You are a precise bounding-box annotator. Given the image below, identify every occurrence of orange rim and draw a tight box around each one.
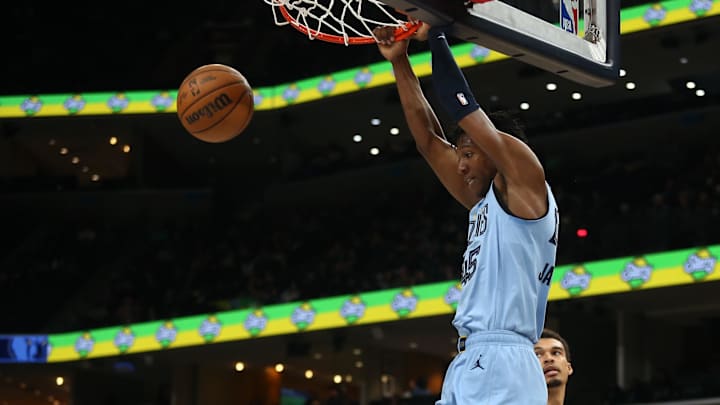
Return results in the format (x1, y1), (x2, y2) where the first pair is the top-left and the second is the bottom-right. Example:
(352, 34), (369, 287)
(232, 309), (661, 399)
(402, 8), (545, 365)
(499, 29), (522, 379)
(277, 4), (421, 45)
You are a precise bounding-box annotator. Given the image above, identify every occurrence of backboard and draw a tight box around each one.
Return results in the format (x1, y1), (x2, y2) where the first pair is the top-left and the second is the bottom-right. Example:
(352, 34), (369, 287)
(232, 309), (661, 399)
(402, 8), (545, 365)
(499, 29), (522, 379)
(380, 0), (620, 87)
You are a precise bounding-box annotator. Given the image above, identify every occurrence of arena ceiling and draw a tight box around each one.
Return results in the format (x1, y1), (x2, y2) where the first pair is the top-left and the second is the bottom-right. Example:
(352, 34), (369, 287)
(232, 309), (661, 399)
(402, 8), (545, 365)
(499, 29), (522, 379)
(0, 3), (719, 193)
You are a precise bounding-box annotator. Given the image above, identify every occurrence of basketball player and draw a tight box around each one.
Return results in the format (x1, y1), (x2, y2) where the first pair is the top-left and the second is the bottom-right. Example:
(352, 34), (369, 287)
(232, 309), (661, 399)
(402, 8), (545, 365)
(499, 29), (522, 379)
(535, 328), (573, 405)
(374, 23), (559, 404)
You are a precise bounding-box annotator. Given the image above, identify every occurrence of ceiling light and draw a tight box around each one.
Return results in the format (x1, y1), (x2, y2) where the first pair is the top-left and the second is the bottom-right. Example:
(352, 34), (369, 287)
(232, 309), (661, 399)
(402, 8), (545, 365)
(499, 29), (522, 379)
(619, 69), (627, 77)
(389, 127), (400, 136)
(345, 375), (353, 383)
(59, 147), (68, 155)
(91, 174), (100, 182)
(81, 166), (89, 173)
(109, 136), (118, 145)
(625, 82), (636, 90)
(370, 118), (381, 126)
(71, 157), (80, 164)
(679, 57), (688, 64)
(123, 145), (131, 153)
(355, 361), (363, 368)
(234, 362), (245, 372)
(545, 83), (557, 91)
(571, 92), (582, 100)
(275, 363), (284, 373)
(333, 375), (342, 384)
(48, 139), (56, 146)
(686, 81), (696, 89)
(696, 89), (706, 97)
(304, 370), (314, 379)
(55, 377), (64, 386)
(519, 102), (530, 110)
(353, 134), (362, 143)
(352, 348), (362, 356)
(370, 147), (380, 156)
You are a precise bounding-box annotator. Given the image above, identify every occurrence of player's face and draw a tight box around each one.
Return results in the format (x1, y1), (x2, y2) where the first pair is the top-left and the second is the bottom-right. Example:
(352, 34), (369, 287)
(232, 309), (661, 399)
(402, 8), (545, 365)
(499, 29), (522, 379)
(456, 134), (496, 196)
(534, 338), (573, 388)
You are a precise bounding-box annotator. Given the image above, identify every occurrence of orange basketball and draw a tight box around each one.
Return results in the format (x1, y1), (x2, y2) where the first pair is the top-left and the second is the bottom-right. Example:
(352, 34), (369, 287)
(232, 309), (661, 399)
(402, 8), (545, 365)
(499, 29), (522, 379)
(176, 64), (254, 143)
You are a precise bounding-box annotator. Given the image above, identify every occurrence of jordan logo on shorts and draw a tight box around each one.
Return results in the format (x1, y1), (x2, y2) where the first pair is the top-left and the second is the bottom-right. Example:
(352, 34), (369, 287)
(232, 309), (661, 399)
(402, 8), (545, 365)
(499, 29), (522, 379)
(471, 356), (485, 370)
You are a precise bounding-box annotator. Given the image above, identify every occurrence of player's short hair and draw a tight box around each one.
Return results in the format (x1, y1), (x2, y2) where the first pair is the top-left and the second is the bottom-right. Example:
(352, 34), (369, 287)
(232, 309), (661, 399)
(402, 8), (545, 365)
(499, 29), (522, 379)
(449, 109), (529, 145)
(541, 328), (571, 362)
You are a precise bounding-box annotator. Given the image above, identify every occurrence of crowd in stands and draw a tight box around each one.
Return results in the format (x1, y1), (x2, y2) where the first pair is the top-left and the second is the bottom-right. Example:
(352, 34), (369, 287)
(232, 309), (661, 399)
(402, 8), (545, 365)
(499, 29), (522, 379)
(1, 142), (718, 334)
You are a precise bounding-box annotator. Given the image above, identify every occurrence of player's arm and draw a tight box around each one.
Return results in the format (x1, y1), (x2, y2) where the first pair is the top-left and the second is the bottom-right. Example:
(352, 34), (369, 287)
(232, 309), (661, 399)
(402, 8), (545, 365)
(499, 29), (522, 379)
(375, 26), (476, 210)
(428, 27), (548, 218)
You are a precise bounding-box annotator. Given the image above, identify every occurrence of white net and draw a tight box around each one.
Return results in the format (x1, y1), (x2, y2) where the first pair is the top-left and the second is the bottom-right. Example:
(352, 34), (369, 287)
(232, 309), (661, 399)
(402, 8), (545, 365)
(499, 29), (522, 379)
(263, 0), (418, 45)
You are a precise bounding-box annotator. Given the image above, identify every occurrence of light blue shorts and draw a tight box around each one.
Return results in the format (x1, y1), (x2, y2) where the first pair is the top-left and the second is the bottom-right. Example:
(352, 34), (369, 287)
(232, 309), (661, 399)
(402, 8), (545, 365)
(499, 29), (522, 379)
(436, 331), (547, 405)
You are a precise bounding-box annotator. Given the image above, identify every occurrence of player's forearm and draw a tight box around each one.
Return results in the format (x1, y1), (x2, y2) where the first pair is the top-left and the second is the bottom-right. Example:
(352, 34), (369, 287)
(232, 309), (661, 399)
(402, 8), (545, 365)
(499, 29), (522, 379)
(391, 56), (445, 153)
(429, 27), (504, 159)
(428, 28), (481, 123)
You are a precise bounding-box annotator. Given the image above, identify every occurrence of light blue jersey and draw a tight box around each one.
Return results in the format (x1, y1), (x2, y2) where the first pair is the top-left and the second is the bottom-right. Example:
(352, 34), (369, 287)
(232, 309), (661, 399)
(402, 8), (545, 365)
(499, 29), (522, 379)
(453, 181), (559, 343)
(436, 182), (559, 405)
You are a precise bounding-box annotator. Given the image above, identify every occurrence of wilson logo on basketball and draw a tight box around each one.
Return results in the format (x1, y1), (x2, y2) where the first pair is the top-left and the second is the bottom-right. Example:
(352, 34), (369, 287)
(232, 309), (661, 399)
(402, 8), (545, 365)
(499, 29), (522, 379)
(185, 93), (234, 125)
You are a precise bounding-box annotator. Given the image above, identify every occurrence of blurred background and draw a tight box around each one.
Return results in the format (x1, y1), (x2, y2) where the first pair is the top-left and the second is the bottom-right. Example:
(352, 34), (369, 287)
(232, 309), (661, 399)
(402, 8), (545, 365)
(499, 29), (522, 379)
(1, 0), (719, 404)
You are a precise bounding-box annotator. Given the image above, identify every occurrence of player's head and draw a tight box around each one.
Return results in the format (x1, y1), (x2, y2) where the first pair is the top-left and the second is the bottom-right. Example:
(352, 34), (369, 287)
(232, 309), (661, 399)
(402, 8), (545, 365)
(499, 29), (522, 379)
(451, 109), (528, 196)
(534, 328), (573, 389)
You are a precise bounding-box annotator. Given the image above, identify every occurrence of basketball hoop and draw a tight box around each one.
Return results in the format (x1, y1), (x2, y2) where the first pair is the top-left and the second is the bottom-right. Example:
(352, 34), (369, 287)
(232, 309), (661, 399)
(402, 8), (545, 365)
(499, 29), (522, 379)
(263, 0), (422, 45)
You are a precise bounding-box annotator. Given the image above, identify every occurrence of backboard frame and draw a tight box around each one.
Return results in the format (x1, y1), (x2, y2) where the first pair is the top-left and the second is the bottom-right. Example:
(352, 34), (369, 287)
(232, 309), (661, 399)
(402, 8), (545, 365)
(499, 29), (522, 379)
(380, 0), (620, 88)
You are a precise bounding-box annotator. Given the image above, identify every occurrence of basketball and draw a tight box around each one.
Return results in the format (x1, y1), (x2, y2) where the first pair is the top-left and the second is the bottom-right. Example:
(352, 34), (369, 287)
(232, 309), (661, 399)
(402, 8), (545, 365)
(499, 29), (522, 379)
(176, 64), (254, 143)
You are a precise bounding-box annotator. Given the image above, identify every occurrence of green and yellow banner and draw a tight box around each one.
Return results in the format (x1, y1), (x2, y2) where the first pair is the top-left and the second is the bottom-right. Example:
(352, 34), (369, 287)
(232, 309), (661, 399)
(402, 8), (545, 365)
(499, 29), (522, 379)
(0, 0), (717, 118)
(42, 244), (718, 363)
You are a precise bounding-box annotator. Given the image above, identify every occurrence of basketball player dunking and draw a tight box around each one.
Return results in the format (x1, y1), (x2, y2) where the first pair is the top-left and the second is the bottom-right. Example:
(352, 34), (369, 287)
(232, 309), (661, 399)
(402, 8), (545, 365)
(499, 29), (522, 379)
(375, 23), (560, 404)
